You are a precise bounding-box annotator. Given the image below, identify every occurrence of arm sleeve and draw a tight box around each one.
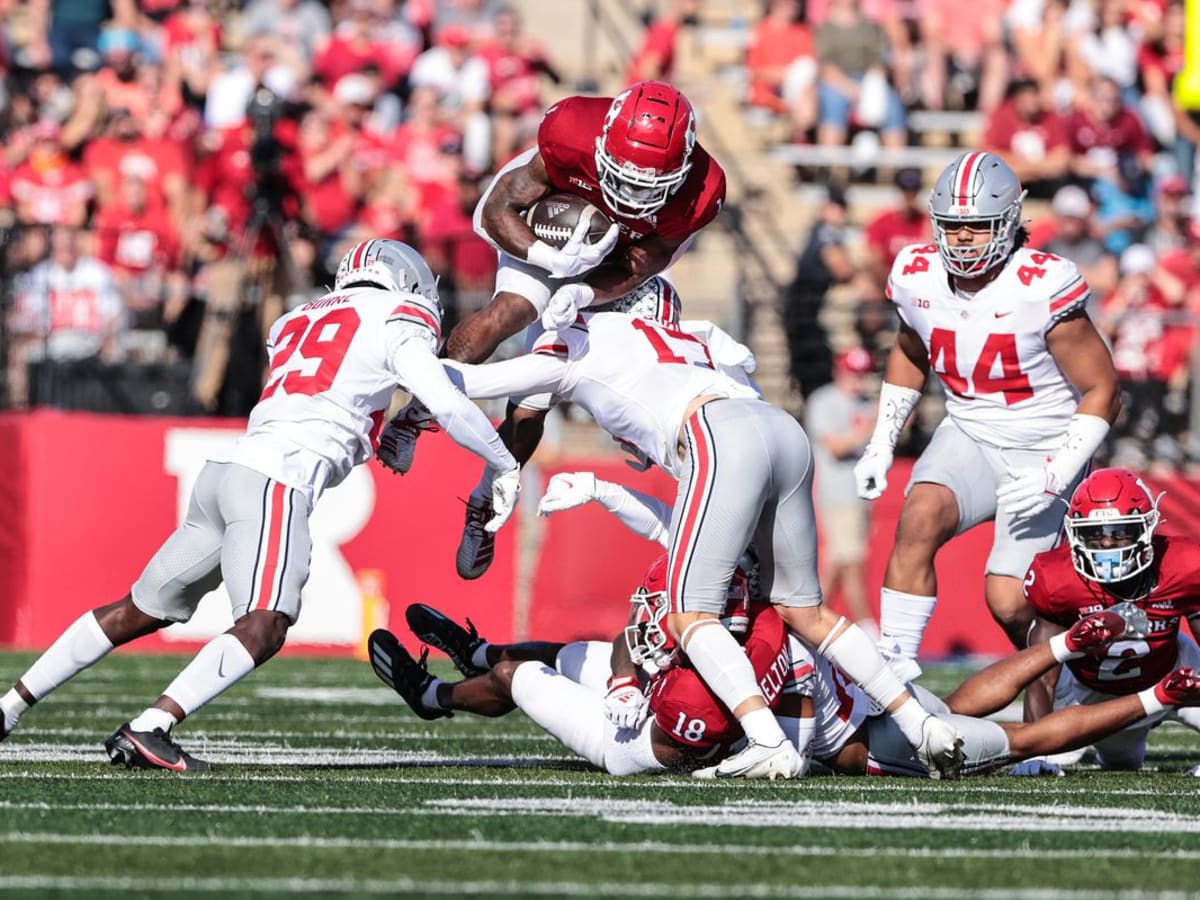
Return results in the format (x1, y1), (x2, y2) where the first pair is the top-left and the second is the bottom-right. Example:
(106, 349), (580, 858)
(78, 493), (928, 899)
(388, 332), (517, 473)
(593, 480), (671, 547)
(441, 354), (567, 402)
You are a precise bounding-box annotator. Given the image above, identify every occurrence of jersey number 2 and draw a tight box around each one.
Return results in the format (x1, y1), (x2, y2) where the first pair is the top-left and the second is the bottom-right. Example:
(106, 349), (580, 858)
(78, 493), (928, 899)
(260, 307), (362, 400)
(927, 328), (1033, 405)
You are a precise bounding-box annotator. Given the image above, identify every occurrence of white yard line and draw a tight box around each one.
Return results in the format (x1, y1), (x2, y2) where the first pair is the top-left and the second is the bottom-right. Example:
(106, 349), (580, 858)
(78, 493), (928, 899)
(0, 876), (1190, 899)
(3, 832), (1200, 861)
(4, 797), (1200, 835)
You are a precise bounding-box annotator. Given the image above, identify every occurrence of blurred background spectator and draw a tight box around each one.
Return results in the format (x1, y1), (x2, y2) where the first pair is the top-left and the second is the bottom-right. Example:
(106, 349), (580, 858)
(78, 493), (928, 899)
(804, 345), (879, 636)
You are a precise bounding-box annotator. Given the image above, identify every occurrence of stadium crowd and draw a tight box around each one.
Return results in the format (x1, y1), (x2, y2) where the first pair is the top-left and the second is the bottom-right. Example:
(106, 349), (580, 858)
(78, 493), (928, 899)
(0, 0), (1195, 477)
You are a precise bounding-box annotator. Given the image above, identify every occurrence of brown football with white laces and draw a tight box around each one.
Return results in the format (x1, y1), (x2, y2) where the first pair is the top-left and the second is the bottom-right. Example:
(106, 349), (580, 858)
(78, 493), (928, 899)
(524, 193), (615, 249)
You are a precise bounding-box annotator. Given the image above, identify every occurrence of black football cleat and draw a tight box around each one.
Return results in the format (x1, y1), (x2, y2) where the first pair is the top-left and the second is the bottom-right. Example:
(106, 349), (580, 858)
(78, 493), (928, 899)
(405, 603), (488, 678)
(368, 629), (452, 720)
(456, 496), (496, 580)
(104, 723), (211, 773)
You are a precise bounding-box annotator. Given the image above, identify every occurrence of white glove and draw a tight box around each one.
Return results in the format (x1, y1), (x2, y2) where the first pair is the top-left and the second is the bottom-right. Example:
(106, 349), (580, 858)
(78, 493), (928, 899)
(997, 466), (1067, 518)
(486, 466), (521, 533)
(541, 282), (595, 332)
(853, 444), (894, 500)
(526, 219), (619, 279)
(537, 471), (598, 516)
(604, 675), (649, 729)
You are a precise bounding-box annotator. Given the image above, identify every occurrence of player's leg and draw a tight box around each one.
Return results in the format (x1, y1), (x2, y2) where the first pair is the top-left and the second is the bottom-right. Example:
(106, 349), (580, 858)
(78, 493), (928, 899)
(1, 463), (226, 742)
(509, 659), (666, 775)
(879, 422), (993, 664)
(405, 602), (564, 678)
(108, 465), (310, 771)
(663, 399), (801, 778)
(865, 711), (1010, 777)
(757, 406), (964, 777)
(986, 445), (1088, 648)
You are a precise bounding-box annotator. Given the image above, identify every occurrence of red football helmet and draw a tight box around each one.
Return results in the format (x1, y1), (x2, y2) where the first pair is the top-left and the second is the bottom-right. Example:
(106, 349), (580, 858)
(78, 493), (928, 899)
(1065, 468), (1162, 584)
(594, 81), (696, 219)
(625, 554), (750, 669)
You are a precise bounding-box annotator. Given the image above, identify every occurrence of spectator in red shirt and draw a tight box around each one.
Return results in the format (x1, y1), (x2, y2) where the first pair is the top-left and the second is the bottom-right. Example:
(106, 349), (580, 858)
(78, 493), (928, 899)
(329, 73), (393, 193)
(93, 159), (188, 328)
(295, 107), (362, 247)
(863, 167), (930, 289)
(478, 5), (559, 163)
(313, 0), (413, 91)
(744, 0), (817, 138)
(419, 165), (498, 323)
(983, 78), (1070, 199)
(9, 120), (91, 227)
(160, 0), (223, 105)
(390, 86), (462, 198)
(1064, 75), (1155, 188)
(625, 0), (696, 85)
(917, 0), (1008, 112)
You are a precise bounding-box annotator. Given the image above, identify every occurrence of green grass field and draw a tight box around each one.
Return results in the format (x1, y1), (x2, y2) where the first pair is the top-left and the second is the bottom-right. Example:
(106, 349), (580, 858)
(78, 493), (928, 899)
(2, 650), (1200, 899)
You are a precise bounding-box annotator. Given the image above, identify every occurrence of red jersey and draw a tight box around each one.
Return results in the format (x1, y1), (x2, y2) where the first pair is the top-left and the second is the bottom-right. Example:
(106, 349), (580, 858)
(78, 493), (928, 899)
(645, 599), (789, 751)
(537, 96), (726, 248)
(1024, 535), (1200, 694)
(94, 203), (181, 274)
(864, 209), (929, 271)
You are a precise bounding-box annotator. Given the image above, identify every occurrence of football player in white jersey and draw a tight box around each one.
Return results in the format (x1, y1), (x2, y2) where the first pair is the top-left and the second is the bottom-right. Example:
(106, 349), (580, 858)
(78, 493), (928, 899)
(441, 289), (965, 779)
(531, 474), (1200, 778)
(853, 151), (1121, 664)
(0, 240), (521, 772)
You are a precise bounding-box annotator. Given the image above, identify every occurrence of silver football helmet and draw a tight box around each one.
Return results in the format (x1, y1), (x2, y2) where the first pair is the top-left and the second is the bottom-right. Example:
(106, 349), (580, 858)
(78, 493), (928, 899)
(335, 239), (441, 307)
(609, 275), (682, 326)
(928, 152), (1027, 278)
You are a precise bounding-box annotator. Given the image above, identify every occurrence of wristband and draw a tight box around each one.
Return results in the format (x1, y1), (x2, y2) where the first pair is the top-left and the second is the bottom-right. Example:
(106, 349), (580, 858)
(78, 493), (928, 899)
(525, 240), (558, 272)
(869, 382), (922, 451)
(606, 675), (639, 693)
(1047, 414), (1110, 485)
(1048, 631), (1076, 663)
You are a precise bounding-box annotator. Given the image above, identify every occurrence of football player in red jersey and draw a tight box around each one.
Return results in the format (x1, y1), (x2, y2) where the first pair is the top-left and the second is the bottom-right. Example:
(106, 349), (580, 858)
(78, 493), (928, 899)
(1020, 467), (1200, 772)
(376, 80), (727, 580)
(368, 556), (803, 776)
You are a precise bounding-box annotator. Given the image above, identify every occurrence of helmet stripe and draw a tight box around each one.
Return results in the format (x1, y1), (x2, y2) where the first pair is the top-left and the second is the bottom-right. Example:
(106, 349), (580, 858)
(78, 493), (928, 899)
(351, 240), (373, 270)
(956, 152), (983, 205)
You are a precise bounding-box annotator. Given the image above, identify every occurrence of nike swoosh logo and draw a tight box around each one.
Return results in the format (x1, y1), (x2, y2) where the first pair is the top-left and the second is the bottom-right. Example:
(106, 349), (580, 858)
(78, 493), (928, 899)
(217, 652), (227, 679)
(994, 311), (1013, 318)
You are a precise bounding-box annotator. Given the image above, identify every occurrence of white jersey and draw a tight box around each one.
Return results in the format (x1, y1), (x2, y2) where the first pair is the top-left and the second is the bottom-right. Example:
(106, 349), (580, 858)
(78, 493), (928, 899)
(12, 258), (124, 358)
(784, 637), (871, 760)
(446, 312), (760, 478)
(887, 243), (1090, 450)
(232, 286), (514, 507)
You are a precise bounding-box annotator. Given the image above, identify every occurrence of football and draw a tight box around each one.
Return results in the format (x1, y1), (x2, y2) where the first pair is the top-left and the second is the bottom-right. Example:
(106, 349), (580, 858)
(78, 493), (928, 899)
(525, 193), (615, 249)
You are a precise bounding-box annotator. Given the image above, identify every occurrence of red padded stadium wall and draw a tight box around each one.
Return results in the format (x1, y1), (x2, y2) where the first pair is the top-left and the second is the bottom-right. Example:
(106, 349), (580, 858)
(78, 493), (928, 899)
(5, 411), (1197, 659)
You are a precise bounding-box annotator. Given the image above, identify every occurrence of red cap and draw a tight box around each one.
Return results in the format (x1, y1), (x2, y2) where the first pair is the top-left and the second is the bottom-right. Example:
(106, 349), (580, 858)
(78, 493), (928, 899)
(437, 25), (471, 48)
(1157, 174), (1189, 196)
(835, 347), (874, 375)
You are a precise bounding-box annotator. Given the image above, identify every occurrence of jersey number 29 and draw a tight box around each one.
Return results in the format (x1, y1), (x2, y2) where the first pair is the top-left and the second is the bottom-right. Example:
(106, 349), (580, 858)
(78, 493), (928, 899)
(260, 308), (361, 400)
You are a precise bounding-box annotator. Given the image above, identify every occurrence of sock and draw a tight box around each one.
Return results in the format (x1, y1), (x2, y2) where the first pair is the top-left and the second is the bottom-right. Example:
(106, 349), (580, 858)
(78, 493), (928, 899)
(129, 707), (178, 734)
(421, 678), (446, 710)
(682, 620), (784, 745)
(888, 696), (934, 748)
(18, 612), (114, 701)
(470, 643), (492, 671)
(1, 689), (30, 732)
(471, 467), (495, 501)
(160, 633), (256, 718)
(878, 589), (937, 660)
(820, 619), (914, 733)
(1138, 686), (1164, 716)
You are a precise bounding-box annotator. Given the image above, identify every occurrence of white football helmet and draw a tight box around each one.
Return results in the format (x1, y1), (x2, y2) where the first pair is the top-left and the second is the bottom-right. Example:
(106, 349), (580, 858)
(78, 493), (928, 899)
(610, 276), (682, 326)
(928, 151), (1027, 278)
(335, 239), (440, 307)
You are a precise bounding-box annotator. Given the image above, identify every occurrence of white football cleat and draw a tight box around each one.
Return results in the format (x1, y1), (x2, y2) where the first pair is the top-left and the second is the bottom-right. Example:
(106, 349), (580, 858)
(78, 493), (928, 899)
(692, 739), (805, 781)
(916, 715), (964, 780)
